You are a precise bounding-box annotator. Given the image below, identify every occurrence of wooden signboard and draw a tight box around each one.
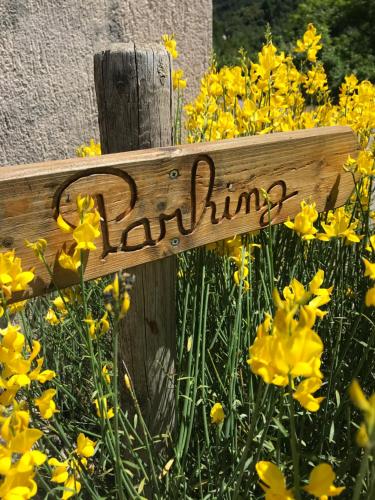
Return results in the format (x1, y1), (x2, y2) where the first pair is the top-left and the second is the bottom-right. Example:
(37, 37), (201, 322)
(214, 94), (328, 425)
(0, 125), (357, 299)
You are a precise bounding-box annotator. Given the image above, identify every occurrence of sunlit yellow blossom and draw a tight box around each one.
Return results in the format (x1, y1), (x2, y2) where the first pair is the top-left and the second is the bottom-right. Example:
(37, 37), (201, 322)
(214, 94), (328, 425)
(0, 469), (38, 499)
(248, 271), (331, 409)
(363, 258), (375, 280)
(75, 433), (96, 458)
(210, 402), (224, 424)
(295, 23), (322, 62)
(62, 474), (82, 500)
(57, 214), (73, 233)
(317, 207), (362, 244)
(73, 217), (101, 251)
(304, 463), (345, 499)
(49, 457), (83, 500)
(49, 457), (69, 483)
(76, 139), (101, 157)
(293, 377), (324, 412)
(0, 250), (34, 306)
(256, 461), (294, 499)
(162, 34), (178, 59)
(284, 201), (318, 240)
(34, 389), (58, 419)
(304, 64), (328, 95)
(172, 69), (187, 90)
(357, 150), (375, 176)
(58, 248), (81, 272)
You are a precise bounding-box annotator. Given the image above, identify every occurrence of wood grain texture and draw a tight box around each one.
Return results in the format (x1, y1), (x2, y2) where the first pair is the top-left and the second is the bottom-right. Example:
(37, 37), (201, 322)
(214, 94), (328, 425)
(94, 43), (176, 436)
(0, 125), (358, 298)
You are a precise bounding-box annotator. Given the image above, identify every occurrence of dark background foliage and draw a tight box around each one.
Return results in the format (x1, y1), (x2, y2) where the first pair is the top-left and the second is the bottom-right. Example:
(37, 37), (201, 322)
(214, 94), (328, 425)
(213, 0), (375, 95)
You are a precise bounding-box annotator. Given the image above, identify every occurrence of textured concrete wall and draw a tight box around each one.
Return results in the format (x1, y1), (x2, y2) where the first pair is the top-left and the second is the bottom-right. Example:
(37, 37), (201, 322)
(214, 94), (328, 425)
(0, 0), (212, 166)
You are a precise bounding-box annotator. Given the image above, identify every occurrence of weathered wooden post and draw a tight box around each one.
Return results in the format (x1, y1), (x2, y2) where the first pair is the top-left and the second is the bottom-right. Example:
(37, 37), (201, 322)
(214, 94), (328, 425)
(93, 43), (176, 436)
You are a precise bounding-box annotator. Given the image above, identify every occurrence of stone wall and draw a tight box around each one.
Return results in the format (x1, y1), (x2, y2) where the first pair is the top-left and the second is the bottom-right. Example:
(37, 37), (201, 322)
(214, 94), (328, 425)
(0, 0), (212, 165)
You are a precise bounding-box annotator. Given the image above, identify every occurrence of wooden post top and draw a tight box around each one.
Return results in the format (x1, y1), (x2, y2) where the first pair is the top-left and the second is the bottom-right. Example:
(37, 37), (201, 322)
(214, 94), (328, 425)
(0, 126), (358, 298)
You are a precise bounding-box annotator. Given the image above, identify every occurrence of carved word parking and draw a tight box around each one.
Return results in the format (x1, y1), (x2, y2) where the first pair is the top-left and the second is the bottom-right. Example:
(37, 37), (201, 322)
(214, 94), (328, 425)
(55, 154), (298, 258)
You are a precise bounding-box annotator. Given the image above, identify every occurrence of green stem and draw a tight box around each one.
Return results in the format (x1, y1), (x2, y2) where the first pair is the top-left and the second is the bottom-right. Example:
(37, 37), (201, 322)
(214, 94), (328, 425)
(287, 382), (301, 500)
(352, 448), (369, 500)
(113, 315), (125, 500)
(230, 382), (267, 498)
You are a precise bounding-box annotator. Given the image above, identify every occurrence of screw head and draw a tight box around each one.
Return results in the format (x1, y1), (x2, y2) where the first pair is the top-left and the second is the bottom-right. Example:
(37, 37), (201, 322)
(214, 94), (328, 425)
(170, 237), (180, 247)
(169, 169), (179, 180)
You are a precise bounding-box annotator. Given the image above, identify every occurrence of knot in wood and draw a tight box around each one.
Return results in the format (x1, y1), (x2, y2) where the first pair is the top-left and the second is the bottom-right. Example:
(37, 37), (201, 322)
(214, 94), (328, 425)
(157, 61), (167, 86)
(115, 79), (128, 94)
(2, 237), (14, 248)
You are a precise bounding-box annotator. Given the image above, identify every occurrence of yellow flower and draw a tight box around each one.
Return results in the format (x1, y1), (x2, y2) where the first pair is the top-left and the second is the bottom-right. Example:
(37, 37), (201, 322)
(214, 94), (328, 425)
(25, 238), (47, 260)
(284, 201), (318, 240)
(210, 402), (224, 424)
(49, 457), (69, 483)
(76, 194), (95, 217)
(304, 64), (328, 95)
(76, 139), (101, 157)
(349, 379), (375, 447)
(34, 389), (59, 419)
(346, 151), (375, 177)
(363, 258), (375, 280)
(94, 397), (114, 420)
(52, 296), (68, 314)
(233, 266), (249, 285)
(49, 457), (83, 499)
(256, 461), (294, 499)
(172, 69), (187, 90)
(73, 218), (100, 251)
(162, 34), (178, 59)
(83, 314), (96, 338)
(84, 312), (109, 339)
(57, 214), (73, 233)
(102, 364), (111, 384)
(317, 207), (362, 244)
(248, 271), (331, 408)
(295, 24), (322, 62)
(62, 475), (82, 500)
(0, 250), (34, 302)
(99, 312), (110, 335)
(58, 248), (81, 272)
(0, 469), (38, 499)
(303, 463), (345, 499)
(104, 274), (131, 319)
(45, 308), (60, 325)
(293, 377), (324, 412)
(75, 432), (96, 458)
(365, 234), (375, 253)
(365, 287), (375, 307)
